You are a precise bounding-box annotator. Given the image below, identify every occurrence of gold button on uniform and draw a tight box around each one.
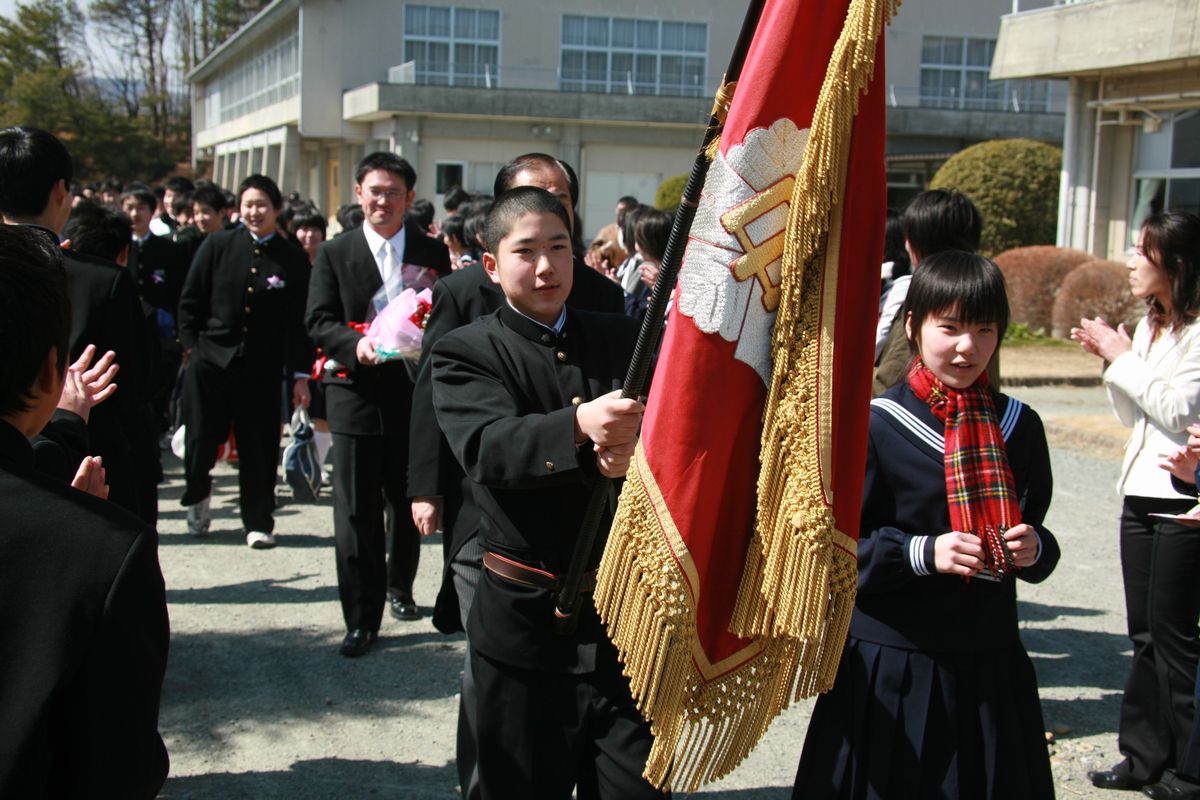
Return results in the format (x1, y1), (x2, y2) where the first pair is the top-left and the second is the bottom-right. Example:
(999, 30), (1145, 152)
(556, 351), (567, 362)
(244, 306), (251, 313)
(545, 461), (555, 472)
(571, 396), (582, 406)
(251, 267), (258, 274)
(247, 287), (254, 294)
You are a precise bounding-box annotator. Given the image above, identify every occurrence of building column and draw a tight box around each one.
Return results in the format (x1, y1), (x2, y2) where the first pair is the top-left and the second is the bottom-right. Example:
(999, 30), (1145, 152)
(1058, 77), (1098, 254)
(279, 126), (301, 199)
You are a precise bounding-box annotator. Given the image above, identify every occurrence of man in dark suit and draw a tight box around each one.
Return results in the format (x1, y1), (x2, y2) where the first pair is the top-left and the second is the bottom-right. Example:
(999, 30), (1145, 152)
(306, 152), (451, 657)
(0, 125), (151, 522)
(0, 224), (169, 798)
(408, 154), (623, 799)
(177, 174), (313, 549)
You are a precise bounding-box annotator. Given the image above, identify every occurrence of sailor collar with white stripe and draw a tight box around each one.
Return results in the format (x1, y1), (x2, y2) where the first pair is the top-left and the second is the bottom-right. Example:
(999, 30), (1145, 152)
(870, 392), (1024, 456)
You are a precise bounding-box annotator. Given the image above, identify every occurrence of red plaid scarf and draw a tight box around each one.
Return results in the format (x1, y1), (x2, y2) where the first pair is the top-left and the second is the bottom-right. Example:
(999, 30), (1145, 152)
(907, 358), (1022, 577)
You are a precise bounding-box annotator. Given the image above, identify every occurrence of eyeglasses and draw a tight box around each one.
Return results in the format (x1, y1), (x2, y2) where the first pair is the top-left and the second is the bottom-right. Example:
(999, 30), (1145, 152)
(364, 187), (405, 201)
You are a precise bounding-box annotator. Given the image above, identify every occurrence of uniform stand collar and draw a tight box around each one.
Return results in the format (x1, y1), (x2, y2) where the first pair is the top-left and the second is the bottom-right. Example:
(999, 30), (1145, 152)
(498, 303), (569, 347)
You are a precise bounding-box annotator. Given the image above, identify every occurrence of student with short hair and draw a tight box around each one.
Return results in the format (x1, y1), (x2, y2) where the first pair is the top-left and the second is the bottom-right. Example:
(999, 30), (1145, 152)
(0, 224), (170, 798)
(432, 186), (660, 800)
(0, 125), (151, 521)
(873, 189), (989, 396)
(793, 250), (1059, 799)
(177, 174), (313, 548)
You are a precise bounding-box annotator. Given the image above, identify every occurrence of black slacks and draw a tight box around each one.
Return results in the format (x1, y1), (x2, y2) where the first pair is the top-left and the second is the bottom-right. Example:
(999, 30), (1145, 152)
(1118, 495), (1200, 782)
(180, 355), (280, 533)
(472, 639), (667, 800)
(330, 432), (419, 632)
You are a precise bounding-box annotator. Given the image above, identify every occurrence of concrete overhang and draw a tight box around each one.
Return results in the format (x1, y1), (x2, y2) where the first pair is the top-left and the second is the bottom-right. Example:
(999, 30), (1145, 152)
(343, 83), (710, 128)
(188, 0), (300, 83)
(886, 106), (1065, 143)
(991, 0), (1200, 80)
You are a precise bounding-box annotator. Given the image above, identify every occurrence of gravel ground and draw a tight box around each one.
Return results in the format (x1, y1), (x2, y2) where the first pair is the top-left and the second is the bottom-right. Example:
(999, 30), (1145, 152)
(155, 383), (1131, 799)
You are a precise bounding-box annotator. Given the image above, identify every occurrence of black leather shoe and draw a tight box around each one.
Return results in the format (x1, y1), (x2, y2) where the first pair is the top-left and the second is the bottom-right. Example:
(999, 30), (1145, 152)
(1090, 763), (1148, 791)
(1144, 771), (1200, 799)
(390, 596), (420, 621)
(338, 629), (377, 658)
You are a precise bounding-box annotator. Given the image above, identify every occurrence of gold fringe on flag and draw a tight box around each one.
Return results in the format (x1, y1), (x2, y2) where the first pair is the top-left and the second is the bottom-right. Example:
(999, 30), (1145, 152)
(730, 0), (900, 674)
(594, 0), (901, 791)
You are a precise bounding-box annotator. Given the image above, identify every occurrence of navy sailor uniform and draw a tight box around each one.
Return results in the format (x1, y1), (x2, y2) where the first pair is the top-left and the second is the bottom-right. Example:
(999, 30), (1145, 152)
(793, 381), (1060, 800)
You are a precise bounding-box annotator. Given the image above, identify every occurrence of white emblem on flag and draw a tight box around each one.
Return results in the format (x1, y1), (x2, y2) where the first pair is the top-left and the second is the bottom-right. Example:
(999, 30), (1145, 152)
(676, 118), (809, 385)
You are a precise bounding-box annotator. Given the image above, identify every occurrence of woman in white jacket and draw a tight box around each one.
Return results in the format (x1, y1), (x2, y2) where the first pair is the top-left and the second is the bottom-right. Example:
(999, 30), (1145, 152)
(1072, 211), (1200, 795)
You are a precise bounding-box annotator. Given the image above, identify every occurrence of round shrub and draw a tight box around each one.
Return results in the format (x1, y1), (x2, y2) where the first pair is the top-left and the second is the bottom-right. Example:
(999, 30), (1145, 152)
(994, 245), (1093, 334)
(1051, 259), (1143, 339)
(931, 138), (1062, 256)
(656, 174), (688, 212)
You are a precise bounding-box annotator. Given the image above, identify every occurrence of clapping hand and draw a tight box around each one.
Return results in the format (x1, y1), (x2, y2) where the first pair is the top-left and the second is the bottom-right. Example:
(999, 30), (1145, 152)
(70, 455), (109, 499)
(1070, 317), (1132, 363)
(57, 345), (118, 423)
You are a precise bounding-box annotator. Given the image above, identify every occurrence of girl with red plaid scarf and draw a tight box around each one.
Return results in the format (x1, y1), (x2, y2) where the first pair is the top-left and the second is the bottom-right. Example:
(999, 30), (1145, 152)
(794, 251), (1059, 799)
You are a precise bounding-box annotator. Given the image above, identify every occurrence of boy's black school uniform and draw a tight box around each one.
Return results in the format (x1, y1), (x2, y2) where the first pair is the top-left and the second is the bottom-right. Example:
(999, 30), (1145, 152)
(409, 257), (624, 634)
(0, 420), (169, 798)
(794, 381), (1060, 799)
(431, 304), (663, 800)
(177, 226), (313, 533)
(61, 246), (155, 522)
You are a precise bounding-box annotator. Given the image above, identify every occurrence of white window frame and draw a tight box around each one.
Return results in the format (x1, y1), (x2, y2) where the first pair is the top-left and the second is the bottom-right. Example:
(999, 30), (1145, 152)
(919, 35), (1052, 113)
(403, 4), (501, 88)
(1129, 110), (1200, 245)
(559, 14), (707, 98)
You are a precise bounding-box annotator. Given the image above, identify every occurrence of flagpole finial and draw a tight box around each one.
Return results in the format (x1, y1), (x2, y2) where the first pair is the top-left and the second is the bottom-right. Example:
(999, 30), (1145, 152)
(704, 79), (739, 161)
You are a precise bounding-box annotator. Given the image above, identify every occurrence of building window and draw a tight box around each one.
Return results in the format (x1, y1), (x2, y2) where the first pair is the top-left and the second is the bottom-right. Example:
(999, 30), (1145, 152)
(205, 23), (299, 126)
(560, 15), (707, 98)
(919, 35), (1052, 113)
(1130, 110), (1200, 243)
(435, 162), (466, 195)
(404, 5), (500, 87)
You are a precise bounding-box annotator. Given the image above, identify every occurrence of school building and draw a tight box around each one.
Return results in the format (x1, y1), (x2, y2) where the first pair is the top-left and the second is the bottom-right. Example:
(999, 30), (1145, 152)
(188, 0), (1065, 236)
(991, 0), (1200, 260)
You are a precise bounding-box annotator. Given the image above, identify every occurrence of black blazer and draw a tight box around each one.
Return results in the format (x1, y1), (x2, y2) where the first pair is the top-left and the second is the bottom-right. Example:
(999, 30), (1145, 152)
(0, 421), (169, 798)
(305, 224), (451, 436)
(131, 234), (187, 318)
(178, 226), (313, 376)
(432, 305), (637, 672)
(60, 247), (154, 516)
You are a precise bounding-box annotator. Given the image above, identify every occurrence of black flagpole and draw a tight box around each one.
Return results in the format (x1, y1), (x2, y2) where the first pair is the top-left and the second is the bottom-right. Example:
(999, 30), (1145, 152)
(553, 0), (768, 635)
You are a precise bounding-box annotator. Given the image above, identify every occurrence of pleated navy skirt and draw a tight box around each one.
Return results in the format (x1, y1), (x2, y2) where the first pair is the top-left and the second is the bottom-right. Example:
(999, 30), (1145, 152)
(792, 637), (1055, 799)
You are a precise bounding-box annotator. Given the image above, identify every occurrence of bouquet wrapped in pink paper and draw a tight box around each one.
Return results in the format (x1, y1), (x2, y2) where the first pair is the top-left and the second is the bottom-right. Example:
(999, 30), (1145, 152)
(365, 286), (433, 361)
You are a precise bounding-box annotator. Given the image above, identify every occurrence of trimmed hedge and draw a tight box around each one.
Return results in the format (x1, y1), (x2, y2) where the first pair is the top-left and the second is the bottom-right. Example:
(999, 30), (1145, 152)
(656, 174), (688, 212)
(931, 138), (1062, 256)
(1051, 259), (1144, 339)
(994, 246), (1093, 335)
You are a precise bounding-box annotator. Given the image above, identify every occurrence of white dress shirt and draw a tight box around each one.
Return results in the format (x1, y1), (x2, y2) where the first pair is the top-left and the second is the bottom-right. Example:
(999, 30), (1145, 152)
(361, 222), (407, 286)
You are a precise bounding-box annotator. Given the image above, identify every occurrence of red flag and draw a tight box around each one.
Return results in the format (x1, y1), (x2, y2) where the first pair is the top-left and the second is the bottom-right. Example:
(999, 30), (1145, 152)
(595, 0), (894, 790)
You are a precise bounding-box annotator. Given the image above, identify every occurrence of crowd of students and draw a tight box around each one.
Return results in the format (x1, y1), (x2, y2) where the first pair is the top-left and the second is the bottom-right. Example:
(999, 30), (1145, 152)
(6, 116), (1200, 800)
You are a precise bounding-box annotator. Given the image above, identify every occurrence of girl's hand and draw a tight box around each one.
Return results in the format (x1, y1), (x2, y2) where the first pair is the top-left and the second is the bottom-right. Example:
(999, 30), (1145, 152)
(1002, 524), (1040, 569)
(933, 531), (984, 577)
(1070, 317), (1132, 362)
